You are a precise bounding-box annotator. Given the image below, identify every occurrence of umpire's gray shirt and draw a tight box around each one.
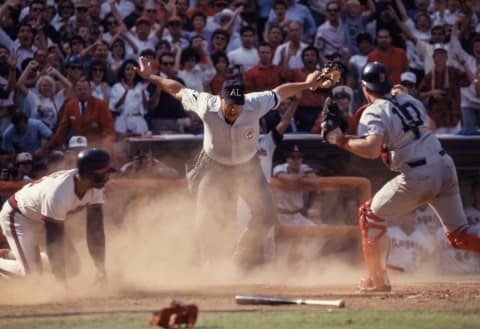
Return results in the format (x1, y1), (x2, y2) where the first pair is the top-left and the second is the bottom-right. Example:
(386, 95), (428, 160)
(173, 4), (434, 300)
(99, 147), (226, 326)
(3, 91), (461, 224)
(181, 88), (280, 165)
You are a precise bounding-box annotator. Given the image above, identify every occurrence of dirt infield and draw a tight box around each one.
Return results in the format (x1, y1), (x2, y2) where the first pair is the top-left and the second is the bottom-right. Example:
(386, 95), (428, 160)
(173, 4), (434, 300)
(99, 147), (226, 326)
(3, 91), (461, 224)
(1, 187), (480, 327)
(1, 274), (480, 327)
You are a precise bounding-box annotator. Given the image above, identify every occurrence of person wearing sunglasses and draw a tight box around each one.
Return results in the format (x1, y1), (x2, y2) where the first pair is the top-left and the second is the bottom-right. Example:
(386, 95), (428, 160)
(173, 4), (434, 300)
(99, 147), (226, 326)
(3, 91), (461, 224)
(147, 52), (188, 134)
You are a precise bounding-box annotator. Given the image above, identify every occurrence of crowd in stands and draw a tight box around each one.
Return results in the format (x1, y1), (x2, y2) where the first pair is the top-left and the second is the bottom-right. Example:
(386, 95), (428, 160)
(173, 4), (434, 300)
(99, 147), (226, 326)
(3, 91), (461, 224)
(0, 0), (480, 176)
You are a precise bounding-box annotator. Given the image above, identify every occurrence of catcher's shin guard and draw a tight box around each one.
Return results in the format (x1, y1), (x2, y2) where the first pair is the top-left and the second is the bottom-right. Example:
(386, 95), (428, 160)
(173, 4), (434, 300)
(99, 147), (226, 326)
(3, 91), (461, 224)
(445, 224), (480, 253)
(358, 199), (391, 292)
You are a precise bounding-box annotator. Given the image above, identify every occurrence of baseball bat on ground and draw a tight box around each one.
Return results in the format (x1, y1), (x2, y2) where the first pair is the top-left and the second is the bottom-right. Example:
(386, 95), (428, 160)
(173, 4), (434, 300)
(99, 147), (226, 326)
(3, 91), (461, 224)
(235, 295), (345, 308)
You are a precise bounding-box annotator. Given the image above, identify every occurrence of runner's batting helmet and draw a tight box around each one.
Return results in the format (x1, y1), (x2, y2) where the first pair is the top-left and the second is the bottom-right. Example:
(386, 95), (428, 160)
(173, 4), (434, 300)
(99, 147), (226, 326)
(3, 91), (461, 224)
(77, 148), (115, 180)
(361, 62), (392, 94)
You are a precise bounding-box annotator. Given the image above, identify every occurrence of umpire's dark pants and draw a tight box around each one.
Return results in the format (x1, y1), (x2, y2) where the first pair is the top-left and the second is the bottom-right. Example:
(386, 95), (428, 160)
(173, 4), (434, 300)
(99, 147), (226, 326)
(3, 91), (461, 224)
(195, 155), (276, 269)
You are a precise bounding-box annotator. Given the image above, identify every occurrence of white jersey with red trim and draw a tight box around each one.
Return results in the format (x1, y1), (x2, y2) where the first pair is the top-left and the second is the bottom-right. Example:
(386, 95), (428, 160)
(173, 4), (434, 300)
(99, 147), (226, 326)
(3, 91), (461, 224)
(415, 205), (442, 234)
(435, 227), (480, 273)
(387, 226), (435, 272)
(12, 169), (105, 223)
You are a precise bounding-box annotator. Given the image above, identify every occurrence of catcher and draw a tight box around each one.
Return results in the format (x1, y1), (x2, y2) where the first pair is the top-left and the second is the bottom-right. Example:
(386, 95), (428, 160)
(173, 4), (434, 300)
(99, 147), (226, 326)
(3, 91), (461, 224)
(320, 61), (480, 292)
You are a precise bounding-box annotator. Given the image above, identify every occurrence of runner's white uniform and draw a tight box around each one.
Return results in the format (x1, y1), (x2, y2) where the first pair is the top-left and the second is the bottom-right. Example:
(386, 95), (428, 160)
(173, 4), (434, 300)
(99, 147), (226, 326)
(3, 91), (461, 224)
(0, 170), (104, 277)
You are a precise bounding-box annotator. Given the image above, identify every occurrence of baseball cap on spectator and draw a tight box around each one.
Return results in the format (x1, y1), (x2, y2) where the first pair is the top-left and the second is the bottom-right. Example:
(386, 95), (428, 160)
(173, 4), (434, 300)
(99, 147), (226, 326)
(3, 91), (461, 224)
(433, 43), (448, 54)
(75, 0), (88, 8)
(286, 145), (303, 158)
(222, 80), (245, 105)
(16, 152), (33, 164)
(69, 135), (88, 149)
(332, 85), (353, 100)
(400, 72), (417, 85)
(136, 15), (152, 26)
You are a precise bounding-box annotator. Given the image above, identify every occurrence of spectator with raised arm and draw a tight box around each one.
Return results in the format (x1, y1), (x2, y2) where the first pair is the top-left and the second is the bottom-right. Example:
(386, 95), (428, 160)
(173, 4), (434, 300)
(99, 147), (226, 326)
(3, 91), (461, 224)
(273, 21), (307, 70)
(418, 44), (474, 134)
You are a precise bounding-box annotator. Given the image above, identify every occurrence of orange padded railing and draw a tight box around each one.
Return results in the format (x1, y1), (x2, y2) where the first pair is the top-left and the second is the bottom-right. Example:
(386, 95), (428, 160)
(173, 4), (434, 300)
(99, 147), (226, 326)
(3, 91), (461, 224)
(270, 176), (371, 240)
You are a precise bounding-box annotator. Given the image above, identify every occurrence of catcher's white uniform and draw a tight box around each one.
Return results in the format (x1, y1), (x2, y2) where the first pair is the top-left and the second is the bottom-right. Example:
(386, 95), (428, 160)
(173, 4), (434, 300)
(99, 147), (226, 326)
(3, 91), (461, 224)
(0, 170), (104, 277)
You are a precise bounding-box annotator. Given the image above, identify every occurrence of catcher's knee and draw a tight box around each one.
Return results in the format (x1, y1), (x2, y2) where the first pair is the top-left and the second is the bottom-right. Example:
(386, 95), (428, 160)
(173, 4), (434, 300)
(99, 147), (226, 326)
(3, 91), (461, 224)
(358, 199), (387, 242)
(445, 225), (480, 253)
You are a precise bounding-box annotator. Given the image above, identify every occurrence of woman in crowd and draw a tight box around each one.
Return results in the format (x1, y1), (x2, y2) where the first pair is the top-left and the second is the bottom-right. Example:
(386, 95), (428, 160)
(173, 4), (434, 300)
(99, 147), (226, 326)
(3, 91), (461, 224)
(87, 59), (111, 103)
(16, 61), (71, 130)
(109, 59), (149, 136)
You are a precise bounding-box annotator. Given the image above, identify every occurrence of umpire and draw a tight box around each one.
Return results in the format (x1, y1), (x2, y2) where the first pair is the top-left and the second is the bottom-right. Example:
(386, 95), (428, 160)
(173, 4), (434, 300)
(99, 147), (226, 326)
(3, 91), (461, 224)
(135, 56), (324, 270)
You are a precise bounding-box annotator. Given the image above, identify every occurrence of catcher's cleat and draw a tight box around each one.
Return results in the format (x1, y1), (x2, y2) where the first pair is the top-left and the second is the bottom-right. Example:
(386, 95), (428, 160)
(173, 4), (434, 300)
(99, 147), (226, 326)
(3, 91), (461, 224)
(358, 274), (391, 293)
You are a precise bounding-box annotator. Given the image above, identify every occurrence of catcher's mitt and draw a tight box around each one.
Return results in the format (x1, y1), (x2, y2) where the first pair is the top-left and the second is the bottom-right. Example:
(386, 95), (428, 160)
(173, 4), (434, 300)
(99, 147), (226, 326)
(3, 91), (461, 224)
(319, 97), (349, 141)
(311, 61), (344, 92)
(149, 300), (198, 329)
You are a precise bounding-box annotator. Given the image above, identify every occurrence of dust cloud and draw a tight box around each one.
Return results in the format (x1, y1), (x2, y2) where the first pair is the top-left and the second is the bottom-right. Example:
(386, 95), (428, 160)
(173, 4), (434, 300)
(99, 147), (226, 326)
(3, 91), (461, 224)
(0, 179), (449, 305)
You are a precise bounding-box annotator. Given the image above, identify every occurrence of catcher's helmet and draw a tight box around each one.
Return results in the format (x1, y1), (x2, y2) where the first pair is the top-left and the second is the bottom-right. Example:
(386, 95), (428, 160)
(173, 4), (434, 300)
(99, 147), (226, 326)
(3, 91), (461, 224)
(77, 148), (115, 179)
(361, 62), (392, 94)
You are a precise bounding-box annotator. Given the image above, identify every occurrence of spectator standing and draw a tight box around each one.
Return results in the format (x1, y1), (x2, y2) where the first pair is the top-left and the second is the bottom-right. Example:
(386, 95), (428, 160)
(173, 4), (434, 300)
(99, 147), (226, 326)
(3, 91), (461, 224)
(227, 26), (259, 73)
(100, 0), (134, 20)
(49, 78), (115, 152)
(281, 46), (325, 131)
(263, 24), (284, 56)
(110, 59), (149, 136)
(372, 0), (408, 49)
(272, 21), (307, 70)
(0, 19), (37, 70)
(418, 44), (473, 134)
(367, 28), (409, 84)
(208, 52), (231, 95)
(148, 52), (188, 134)
(267, 0), (316, 41)
(342, 0), (375, 56)
(314, 0), (347, 63)
(243, 42), (283, 93)
(347, 32), (374, 109)
(210, 28), (230, 55)
(175, 44), (215, 92)
(87, 59), (111, 103)
(17, 64), (71, 131)
(453, 36), (480, 134)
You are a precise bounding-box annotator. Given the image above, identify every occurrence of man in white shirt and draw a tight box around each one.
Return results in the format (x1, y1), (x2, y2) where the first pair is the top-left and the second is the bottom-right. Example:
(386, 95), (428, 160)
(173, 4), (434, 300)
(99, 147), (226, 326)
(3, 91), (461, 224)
(227, 26), (259, 72)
